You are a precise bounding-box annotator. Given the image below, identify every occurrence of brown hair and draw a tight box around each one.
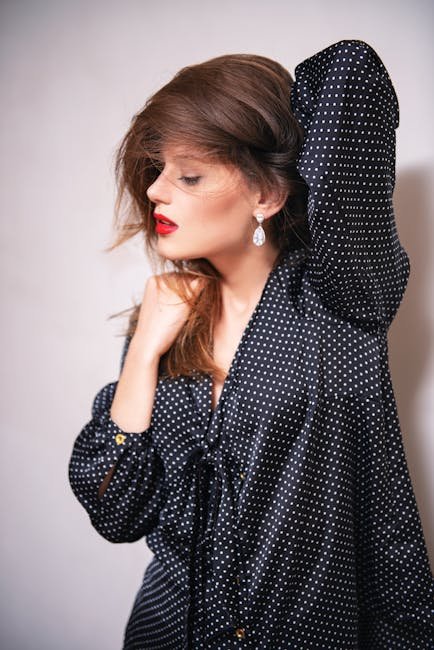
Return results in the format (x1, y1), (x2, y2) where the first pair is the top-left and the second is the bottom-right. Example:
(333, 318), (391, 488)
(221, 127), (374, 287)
(108, 53), (310, 382)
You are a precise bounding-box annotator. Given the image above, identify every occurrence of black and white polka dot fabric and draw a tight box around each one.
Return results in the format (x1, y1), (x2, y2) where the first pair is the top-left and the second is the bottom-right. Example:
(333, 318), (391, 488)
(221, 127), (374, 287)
(69, 40), (434, 649)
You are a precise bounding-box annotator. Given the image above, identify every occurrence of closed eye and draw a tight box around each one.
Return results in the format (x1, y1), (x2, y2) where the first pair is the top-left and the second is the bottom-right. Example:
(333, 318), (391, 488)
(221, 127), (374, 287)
(179, 176), (201, 185)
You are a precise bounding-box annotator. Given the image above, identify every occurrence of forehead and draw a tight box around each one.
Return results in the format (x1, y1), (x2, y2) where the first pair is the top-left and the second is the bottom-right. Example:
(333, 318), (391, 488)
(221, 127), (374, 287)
(160, 143), (224, 164)
(162, 148), (209, 163)
(159, 144), (245, 182)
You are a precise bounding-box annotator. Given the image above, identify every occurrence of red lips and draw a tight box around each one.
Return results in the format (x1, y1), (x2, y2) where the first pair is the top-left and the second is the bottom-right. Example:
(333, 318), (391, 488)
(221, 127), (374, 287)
(153, 212), (179, 235)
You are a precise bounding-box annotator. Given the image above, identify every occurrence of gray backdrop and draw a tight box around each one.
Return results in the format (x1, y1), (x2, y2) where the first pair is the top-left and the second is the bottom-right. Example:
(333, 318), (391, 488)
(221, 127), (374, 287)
(1, 1), (433, 648)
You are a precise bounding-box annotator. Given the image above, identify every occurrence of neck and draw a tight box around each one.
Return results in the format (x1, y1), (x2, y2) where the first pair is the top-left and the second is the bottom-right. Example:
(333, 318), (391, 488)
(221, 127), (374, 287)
(207, 243), (281, 312)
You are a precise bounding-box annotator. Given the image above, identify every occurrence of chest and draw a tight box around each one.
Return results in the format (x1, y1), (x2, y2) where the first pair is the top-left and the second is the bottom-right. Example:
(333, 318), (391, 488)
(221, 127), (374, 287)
(211, 315), (253, 411)
(152, 301), (382, 449)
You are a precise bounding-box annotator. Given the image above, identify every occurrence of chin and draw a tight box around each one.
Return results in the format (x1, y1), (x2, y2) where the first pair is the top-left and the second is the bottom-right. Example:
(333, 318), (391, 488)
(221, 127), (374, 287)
(156, 247), (190, 264)
(156, 240), (207, 263)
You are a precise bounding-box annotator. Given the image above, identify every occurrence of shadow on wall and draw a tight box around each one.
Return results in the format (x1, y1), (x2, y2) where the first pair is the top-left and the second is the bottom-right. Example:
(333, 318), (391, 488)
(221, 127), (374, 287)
(389, 165), (434, 573)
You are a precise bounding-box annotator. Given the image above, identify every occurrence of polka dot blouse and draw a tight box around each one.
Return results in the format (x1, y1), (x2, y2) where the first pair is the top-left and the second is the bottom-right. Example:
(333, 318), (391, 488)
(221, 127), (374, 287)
(69, 40), (434, 649)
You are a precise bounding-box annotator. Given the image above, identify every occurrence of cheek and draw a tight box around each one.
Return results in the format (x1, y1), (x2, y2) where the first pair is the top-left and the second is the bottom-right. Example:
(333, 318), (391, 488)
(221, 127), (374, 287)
(154, 186), (253, 259)
(198, 192), (251, 232)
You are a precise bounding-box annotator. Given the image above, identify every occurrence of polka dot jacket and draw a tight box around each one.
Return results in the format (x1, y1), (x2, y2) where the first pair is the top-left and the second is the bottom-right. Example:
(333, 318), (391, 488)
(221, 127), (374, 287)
(68, 40), (434, 649)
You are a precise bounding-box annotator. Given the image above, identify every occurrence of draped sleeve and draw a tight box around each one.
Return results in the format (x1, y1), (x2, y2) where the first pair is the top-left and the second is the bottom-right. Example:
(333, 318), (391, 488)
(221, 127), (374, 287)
(68, 335), (165, 543)
(291, 39), (410, 330)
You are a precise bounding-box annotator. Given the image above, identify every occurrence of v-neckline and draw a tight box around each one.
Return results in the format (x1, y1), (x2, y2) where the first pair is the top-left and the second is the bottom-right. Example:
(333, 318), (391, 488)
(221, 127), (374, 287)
(207, 261), (279, 417)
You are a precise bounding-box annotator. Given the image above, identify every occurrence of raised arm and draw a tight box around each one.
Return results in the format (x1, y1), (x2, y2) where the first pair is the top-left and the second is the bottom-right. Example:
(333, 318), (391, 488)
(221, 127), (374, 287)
(291, 40), (410, 329)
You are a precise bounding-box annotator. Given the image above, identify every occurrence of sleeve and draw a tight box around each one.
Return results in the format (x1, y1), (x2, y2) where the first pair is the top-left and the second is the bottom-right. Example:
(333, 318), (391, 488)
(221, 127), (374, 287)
(290, 39), (410, 330)
(68, 335), (165, 543)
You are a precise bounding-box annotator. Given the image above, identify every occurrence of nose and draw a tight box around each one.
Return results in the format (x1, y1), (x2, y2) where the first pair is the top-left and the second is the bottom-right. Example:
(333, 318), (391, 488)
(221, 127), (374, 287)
(146, 171), (171, 205)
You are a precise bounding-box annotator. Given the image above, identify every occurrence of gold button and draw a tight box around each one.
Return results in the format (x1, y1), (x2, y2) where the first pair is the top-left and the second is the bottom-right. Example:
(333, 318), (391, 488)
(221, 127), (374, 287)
(234, 627), (245, 640)
(235, 575), (240, 585)
(115, 433), (126, 445)
(239, 471), (246, 480)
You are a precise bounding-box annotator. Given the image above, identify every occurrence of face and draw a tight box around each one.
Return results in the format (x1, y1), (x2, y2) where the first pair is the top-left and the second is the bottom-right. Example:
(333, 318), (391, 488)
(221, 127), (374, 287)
(146, 145), (262, 263)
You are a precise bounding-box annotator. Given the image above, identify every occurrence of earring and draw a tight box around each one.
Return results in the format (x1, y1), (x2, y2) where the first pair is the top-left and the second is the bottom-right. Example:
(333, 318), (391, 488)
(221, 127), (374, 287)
(253, 213), (266, 246)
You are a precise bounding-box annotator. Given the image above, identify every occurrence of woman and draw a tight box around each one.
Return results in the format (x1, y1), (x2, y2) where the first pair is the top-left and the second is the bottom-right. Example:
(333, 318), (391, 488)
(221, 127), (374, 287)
(69, 40), (434, 649)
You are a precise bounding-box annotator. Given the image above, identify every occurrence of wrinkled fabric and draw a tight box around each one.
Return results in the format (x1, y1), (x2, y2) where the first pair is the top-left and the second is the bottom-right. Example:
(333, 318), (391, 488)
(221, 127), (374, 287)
(69, 40), (434, 649)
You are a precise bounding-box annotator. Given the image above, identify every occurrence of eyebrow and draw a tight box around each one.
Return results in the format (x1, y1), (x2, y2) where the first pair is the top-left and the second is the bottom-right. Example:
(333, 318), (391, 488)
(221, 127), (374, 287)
(172, 154), (208, 161)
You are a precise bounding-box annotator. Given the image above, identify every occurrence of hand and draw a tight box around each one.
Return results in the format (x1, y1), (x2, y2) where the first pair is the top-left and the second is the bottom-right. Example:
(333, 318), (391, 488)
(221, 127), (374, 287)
(133, 273), (203, 359)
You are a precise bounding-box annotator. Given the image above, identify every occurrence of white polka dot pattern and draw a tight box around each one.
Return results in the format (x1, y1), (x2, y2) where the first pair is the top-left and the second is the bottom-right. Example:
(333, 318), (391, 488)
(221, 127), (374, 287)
(69, 40), (434, 649)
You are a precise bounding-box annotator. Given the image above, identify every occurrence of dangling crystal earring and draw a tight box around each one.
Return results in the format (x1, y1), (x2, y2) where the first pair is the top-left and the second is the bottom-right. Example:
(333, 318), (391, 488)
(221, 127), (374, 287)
(253, 213), (266, 246)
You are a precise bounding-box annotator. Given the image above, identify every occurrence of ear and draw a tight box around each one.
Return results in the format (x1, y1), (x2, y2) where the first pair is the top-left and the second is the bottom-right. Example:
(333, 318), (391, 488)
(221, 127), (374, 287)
(254, 186), (289, 219)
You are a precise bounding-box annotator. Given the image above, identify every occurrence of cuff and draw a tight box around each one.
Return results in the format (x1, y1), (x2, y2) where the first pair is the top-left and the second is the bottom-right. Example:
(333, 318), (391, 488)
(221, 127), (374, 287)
(94, 410), (150, 467)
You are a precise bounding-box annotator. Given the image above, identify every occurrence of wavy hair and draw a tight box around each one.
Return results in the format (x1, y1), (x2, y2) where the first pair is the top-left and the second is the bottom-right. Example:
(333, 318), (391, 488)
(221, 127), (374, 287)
(108, 53), (310, 381)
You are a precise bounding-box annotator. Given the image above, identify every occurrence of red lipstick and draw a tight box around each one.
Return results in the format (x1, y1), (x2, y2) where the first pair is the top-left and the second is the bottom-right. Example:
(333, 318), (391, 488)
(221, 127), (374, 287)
(153, 212), (179, 234)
